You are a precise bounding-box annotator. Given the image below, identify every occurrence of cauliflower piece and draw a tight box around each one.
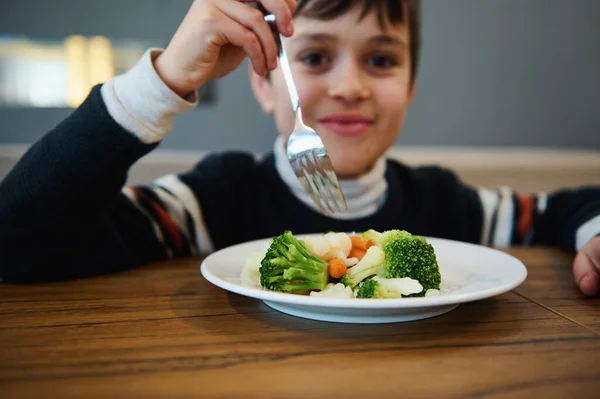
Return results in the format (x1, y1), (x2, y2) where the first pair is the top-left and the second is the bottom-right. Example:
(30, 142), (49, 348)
(425, 289), (441, 297)
(303, 232), (352, 260)
(345, 257), (359, 267)
(303, 235), (331, 259)
(240, 251), (265, 288)
(374, 276), (424, 296)
(323, 232), (352, 259)
(339, 245), (385, 288)
(309, 283), (354, 299)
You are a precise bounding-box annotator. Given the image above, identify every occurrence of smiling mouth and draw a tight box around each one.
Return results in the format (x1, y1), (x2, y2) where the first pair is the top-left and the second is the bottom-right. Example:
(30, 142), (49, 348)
(318, 117), (374, 137)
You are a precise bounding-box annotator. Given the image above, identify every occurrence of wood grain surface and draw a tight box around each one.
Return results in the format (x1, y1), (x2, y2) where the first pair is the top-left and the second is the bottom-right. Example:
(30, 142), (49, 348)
(508, 247), (600, 334)
(1, 249), (599, 399)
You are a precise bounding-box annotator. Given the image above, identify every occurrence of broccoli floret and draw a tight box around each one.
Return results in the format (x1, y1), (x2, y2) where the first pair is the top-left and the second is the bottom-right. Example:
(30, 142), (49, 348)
(362, 229), (441, 291)
(339, 245), (385, 288)
(356, 279), (399, 298)
(356, 276), (424, 298)
(259, 230), (329, 293)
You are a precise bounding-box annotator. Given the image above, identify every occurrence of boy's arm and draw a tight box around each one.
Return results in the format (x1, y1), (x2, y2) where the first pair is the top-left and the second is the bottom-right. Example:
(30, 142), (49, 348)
(0, 0), (296, 283)
(0, 50), (210, 282)
(425, 167), (599, 295)
(478, 185), (600, 295)
(477, 186), (600, 252)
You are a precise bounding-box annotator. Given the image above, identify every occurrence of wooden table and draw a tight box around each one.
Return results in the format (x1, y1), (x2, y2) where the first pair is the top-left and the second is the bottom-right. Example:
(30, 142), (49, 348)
(1, 247), (598, 399)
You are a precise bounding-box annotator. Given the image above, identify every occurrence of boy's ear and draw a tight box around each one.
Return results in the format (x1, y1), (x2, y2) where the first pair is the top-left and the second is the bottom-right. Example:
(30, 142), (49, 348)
(248, 63), (275, 114)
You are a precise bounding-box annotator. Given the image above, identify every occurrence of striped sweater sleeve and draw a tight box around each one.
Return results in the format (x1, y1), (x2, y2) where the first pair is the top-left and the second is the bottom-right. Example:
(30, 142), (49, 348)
(98, 48), (216, 258)
(477, 186), (600, 252)
(0, 59), (214, 282)
(0, 48), (220, 282)
(121, 174), (214, 257)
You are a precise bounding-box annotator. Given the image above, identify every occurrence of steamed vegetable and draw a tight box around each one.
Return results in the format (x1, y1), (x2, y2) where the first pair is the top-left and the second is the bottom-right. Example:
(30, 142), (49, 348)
(259, 231), (329, 293)
(256, 229), (443, 299)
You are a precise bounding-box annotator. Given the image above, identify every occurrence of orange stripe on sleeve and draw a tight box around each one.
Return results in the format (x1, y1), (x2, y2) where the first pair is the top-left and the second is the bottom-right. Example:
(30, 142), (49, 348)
(149, 202), (183, 253)
(132, 187), (184, 254)
(517, 194), (535, 241)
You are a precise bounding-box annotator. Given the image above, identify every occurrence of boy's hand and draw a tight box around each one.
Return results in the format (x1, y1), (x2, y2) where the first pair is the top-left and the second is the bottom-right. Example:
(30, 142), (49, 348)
(154, 0), (296, 97)
(573, 235), (600, 296)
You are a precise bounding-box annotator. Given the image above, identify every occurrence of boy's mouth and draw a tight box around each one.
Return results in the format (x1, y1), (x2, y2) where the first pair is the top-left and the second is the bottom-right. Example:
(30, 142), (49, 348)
(318, 114), (374, 137)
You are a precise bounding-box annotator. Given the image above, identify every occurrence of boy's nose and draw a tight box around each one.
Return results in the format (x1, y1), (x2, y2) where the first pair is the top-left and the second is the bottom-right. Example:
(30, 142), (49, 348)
(327, 61), (370, 102)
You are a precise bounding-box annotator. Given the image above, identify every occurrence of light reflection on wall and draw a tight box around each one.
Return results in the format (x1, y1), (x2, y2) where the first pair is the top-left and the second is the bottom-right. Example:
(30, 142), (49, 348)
(0, 35), (144, 108)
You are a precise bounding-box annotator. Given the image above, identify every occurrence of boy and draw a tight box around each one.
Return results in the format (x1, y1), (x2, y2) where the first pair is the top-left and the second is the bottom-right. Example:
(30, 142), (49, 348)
(0, 0), (599, 296)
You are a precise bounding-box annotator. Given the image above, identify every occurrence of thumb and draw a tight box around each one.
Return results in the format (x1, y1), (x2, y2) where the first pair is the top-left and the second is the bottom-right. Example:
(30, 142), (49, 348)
(572, 236), (600, 296)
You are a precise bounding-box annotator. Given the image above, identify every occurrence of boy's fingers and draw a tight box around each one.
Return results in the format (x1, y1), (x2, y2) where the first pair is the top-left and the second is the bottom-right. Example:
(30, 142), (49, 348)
(239, 0), (296, 12)
(220, 15), (267, 76)
(572, 237), (600, 296)
(256, 0), (294, 35)
(282, 0), (298, 14)
(215, 0), (279, 70)
(573, 253), (600, 296)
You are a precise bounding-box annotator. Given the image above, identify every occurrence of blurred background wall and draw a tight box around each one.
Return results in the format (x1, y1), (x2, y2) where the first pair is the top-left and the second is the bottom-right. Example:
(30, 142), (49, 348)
(0, 0), (599, 152)
(1, 0), (599, 193)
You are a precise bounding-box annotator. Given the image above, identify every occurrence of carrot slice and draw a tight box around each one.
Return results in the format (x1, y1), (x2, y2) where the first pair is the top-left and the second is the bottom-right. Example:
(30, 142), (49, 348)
(348, 247), (366, 261)
(327, 258), (347, 279)
(350, 235), (375, 251)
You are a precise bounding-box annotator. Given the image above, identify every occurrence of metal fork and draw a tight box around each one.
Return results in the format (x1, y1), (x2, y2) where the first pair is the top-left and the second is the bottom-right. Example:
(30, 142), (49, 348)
(264, 14), (347, 215)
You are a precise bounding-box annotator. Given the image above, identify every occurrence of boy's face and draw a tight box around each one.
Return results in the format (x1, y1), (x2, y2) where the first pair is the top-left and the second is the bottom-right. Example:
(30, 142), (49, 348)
(251, 5), (415, 178)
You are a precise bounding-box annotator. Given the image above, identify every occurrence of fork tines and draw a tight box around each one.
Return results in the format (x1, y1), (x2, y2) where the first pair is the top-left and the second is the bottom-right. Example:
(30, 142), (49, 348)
(292, 151), (347, 215)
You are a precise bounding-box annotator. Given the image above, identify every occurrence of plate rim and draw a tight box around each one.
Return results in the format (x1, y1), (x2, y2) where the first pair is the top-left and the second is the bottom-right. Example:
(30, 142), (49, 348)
(200, 234), (528, 309)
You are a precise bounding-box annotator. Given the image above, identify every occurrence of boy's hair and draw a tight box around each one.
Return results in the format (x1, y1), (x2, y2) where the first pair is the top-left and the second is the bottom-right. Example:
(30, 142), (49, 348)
(295, 0), (421, 84)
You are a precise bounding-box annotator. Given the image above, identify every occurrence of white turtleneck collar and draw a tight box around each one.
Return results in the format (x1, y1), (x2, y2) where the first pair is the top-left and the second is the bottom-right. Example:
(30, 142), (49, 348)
(272, 135), (388, 219)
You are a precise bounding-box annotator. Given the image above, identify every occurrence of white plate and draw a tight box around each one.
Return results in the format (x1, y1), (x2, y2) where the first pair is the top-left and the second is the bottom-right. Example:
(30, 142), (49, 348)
(200, 235), (527, 324)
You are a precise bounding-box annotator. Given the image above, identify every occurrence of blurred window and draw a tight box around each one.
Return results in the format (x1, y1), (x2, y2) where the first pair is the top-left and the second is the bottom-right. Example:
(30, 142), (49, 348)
(0, 35), (215, 108)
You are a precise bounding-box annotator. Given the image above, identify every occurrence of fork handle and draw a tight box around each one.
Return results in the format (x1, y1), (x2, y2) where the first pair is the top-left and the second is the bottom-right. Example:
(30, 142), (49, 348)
(264, 14), (300, 112)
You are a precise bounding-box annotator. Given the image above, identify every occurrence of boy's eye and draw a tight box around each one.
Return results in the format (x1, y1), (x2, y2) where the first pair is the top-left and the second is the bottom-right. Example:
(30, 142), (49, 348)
(367, 54), (398, 69)
(300, 52), (330, 67)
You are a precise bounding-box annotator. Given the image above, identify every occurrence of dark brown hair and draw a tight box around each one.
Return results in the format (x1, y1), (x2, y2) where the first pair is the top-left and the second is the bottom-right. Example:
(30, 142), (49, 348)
(294, 0), (421, 83)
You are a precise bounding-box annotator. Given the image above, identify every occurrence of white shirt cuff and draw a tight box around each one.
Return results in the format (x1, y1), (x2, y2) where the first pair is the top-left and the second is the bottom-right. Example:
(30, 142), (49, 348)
(576, 214), (600, 251)
(100, 48), (198, 144)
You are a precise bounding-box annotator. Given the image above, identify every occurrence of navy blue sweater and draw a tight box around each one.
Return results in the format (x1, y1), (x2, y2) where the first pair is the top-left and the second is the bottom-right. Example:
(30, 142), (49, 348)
(1, 86), (599, 282)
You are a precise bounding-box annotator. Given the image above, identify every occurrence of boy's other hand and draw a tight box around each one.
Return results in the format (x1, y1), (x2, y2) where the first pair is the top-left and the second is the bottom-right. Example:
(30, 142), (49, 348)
(154, 0), (296, 97)
(573, 235), (600, 296)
